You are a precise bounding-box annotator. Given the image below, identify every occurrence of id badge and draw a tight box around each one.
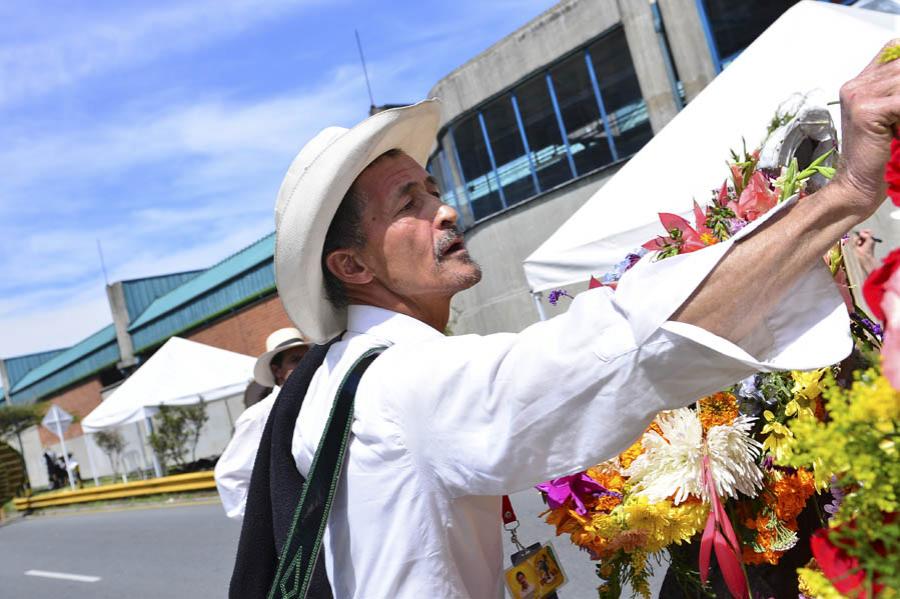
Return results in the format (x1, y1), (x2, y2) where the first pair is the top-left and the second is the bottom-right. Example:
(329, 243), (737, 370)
(504, 542), (565, 599)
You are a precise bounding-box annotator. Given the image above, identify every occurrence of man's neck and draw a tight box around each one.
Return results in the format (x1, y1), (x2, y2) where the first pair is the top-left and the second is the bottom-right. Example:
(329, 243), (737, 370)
(346, 289), (451, 333)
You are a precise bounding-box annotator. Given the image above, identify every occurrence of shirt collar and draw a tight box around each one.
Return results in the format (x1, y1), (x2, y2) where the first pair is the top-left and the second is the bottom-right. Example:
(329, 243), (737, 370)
(346, 305), (445, 346)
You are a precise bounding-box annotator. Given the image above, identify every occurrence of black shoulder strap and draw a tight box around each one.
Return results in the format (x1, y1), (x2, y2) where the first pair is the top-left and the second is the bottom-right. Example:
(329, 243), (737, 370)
(229, 337), (338, 599)
(268, 348), (382, 599)
(229, 339), (383, 599)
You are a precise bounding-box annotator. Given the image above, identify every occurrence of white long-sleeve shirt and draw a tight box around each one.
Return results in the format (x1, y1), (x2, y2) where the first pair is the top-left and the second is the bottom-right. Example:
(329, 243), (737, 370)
(214, 387), (278, 519)
(222, 199), (851, 597)
(291, 202), (849, 598)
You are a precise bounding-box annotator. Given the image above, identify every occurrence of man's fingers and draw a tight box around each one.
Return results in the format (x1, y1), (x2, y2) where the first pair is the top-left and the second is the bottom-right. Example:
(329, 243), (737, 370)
(860, 38), (900, 75)
(846, 52), (900, 99)
(846, 95), (900, 138)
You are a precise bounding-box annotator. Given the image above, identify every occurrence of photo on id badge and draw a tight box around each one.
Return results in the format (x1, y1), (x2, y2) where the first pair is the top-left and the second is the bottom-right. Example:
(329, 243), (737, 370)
(504, 543), (565, 599)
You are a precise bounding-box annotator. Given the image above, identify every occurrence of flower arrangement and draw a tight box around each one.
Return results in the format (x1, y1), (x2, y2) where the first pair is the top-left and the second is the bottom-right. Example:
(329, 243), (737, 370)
(538, 100), (900, 598)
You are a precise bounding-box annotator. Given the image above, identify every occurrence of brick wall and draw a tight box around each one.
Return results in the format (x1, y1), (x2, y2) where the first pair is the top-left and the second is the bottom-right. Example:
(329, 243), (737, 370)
(37, 377), (103, 445)
(186, 294), (295, 357)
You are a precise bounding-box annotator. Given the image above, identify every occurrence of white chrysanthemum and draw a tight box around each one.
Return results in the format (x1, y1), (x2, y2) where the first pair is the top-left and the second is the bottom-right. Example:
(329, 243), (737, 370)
(625, 408), (764, 505)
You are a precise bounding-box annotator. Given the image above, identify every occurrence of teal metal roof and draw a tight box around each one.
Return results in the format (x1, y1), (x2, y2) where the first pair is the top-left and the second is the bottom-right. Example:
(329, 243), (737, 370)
(3, 348), (66, 389)
(9, 325), (119, 405)
(4, 234), (276, 404)
(121, 270), (201, 323)
(129, 234), (274, 332)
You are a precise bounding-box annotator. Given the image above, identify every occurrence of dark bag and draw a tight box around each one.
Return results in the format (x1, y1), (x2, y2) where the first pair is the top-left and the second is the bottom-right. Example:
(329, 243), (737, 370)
(229, 337), (381, 599)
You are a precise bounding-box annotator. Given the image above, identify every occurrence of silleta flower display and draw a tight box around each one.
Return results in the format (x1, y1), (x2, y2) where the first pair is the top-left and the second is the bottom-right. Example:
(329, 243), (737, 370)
(538, 99), (900, 598)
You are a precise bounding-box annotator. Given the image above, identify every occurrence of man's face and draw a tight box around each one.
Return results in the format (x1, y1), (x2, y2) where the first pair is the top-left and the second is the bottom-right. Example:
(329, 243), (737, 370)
(270, 345), (308, 386)
(352, 152), (481, 300)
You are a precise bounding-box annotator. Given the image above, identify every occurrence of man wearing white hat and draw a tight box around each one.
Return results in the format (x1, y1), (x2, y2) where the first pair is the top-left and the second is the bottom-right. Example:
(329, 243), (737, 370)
(235, 44), (899, 598)
(215, 327), (309, 519)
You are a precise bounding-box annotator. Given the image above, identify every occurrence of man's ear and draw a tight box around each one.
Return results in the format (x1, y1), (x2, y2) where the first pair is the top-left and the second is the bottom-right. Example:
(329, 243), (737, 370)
(324, 249), (374, 286)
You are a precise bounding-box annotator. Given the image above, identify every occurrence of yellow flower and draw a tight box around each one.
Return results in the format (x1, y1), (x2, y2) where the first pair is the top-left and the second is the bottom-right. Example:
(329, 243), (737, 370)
(797, 567), (844, 599)
(791, 369), (826, 399)
(761, 410), (794, 463)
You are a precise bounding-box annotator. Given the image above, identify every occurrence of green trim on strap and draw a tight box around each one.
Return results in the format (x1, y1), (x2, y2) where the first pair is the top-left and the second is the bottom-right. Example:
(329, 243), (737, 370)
(268, 347), (383, 599)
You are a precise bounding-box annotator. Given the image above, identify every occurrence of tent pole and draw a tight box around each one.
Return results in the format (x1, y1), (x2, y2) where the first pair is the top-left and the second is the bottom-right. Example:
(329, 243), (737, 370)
(222, 396), (236, 437)
(532, 292), (548, 321)
(135, 421), (151, 478)
(143, 417), (163, 479)
(84, 433), (101, 487)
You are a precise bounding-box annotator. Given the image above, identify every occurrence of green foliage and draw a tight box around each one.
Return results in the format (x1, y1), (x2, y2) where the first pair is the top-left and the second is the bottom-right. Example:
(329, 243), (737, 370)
(776, 148), (835, 202)
(94, 429), (126, 477)
(0, 404), (42, 440)
(785, 369), (900, 594)
(148, 401), (209, 470)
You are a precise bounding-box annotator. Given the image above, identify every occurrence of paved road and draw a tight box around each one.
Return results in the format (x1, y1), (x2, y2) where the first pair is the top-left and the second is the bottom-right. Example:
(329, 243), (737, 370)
(0, 500), (241, 599)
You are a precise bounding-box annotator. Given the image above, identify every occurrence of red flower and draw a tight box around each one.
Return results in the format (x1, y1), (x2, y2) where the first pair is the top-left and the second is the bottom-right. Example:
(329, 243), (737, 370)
(886, 138), (900, 207)
(810, 529), (869, 598)
(863, 249), (900, 323)
(863, 249), (900, 388)
(810, 516), (894, 598)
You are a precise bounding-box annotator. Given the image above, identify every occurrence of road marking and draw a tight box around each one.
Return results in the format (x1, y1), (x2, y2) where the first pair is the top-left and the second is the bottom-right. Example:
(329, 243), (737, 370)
(24, 570), (101, 583)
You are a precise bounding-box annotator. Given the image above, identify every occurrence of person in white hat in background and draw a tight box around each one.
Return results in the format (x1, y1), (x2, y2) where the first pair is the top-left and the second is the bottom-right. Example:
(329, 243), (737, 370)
(232, 44), (899, 598)
(215, 327), (309, 519)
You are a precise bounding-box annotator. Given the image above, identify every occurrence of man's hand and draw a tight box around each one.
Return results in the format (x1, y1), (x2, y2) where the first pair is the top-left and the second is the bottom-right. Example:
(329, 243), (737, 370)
(852, 229), (880, 278)
(833, 39), (900, 218)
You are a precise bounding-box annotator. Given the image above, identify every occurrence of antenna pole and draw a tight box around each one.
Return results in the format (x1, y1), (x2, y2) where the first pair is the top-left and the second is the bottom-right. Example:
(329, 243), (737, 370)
(355, 29), (376, 112)
(96, 239), (109, 285)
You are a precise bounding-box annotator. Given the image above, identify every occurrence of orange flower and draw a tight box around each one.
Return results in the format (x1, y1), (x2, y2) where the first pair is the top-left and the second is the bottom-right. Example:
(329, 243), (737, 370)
(773, 469), (816, 523)
(698, 392), (739, 431)
(586, 467), (626, 495)
(618, 440), (644, 469)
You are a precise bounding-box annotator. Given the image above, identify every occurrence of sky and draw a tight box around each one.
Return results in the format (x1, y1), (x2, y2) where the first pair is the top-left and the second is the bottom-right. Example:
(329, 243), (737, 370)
(0, 0), (557, 357)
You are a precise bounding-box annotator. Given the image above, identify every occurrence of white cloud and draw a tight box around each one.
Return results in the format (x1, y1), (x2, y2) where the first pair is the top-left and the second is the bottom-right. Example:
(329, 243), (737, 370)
(0, 0), (313, 108)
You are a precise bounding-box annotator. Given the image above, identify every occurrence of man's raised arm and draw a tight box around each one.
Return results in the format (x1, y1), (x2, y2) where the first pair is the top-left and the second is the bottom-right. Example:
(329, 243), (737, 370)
(675, 41), (900, 342)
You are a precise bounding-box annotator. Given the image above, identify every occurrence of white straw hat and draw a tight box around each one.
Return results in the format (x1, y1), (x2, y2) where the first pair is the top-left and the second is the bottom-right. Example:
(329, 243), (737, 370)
(253, 327), (310, 387)
(274, 99), (441, 343)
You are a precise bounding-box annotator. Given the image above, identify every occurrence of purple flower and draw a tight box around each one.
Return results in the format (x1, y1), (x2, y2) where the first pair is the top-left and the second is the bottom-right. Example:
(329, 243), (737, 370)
(728, 218), (748, 235)
(536, 473), (622, 515)
(547, 289), (573, 306)
(824, 476), (845, 518)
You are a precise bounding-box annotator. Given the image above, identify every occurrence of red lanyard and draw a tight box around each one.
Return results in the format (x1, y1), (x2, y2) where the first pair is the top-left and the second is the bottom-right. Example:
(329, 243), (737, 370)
(501, 495), (525, 551)
(501, 495), (517, 525)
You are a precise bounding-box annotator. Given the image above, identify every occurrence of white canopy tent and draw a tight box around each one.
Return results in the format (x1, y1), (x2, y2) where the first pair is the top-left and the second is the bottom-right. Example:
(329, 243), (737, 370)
(82, 336), (254, 433)
(523, 1), (899, 296)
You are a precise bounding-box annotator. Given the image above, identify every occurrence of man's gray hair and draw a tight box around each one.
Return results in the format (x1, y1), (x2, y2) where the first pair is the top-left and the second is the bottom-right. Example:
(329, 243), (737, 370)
(321, 149), (405, 308)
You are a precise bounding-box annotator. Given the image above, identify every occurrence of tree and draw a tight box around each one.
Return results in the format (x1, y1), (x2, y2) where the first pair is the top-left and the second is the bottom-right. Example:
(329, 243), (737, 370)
(0, 404), (41, 444)
(181, 401), (209, 464)
(93, 429), (126, 479)
(0, 404), (42, 491)
(148, 401), (209, 471)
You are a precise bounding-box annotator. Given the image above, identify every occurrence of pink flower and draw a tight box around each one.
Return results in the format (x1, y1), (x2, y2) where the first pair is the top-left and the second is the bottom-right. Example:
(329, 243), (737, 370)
(863, 249), (900, 388)
(535, 473), (621, 515)
(642, 206), (717, 255)
(727, 172), (777, 222)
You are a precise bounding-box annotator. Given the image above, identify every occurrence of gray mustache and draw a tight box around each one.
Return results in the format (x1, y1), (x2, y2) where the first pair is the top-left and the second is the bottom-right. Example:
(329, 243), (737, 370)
(434, 228), (463, 262)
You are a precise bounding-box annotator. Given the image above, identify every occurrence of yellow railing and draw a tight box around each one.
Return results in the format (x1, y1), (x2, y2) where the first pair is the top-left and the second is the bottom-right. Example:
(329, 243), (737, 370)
(13, 471), (217, 511)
